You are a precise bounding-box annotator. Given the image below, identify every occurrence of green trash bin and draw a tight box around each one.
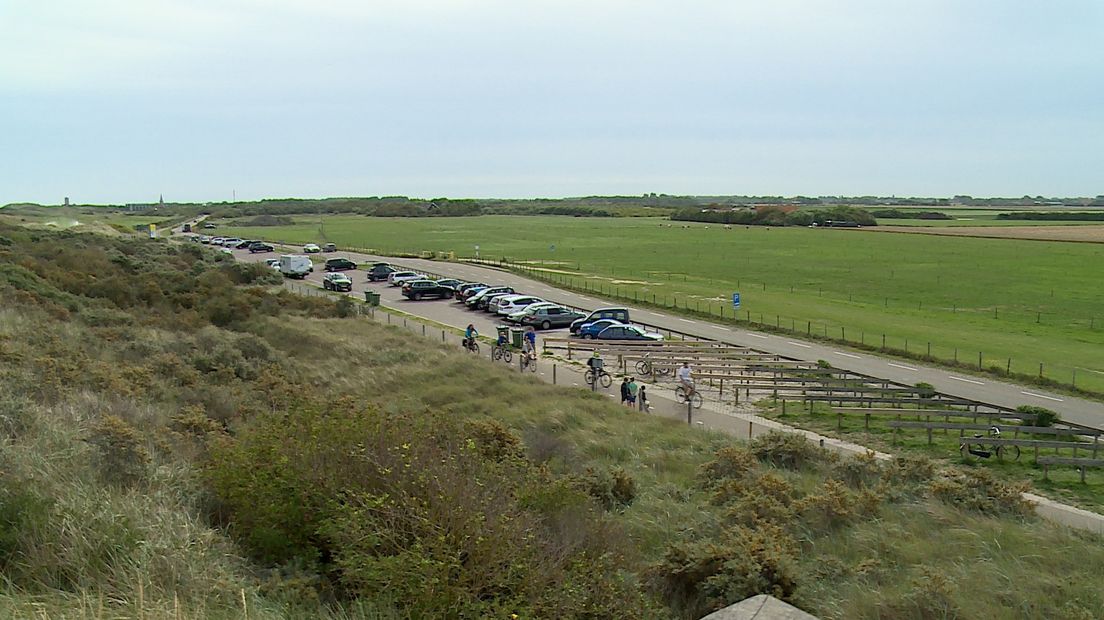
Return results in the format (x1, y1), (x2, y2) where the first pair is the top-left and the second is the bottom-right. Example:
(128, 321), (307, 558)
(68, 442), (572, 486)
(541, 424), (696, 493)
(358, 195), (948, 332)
(364, 291), (381, 306)
(510, 327), (524, 349)
(496, 325), (510, 344)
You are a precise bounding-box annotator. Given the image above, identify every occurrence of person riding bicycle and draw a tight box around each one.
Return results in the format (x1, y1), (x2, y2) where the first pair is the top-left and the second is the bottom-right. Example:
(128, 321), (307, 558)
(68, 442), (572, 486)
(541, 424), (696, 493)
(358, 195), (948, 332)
(463, 324), (478, 349)
(587, 350), (604, 372)
(523, 326), (537, 360)
(677, 361), (695, 395)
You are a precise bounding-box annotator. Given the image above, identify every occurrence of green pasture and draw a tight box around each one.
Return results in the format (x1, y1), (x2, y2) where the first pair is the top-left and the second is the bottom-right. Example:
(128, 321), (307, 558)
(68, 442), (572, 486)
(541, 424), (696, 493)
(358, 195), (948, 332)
(219, 215), (1104, 394)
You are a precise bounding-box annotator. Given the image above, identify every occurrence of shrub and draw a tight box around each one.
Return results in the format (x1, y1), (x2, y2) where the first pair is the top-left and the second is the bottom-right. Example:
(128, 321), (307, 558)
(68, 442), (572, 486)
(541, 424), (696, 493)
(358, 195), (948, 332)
(750, 431), (819, 470)
(650, 525), (799, 617)
(915, 382), (936, 398)
(698, 445), (758, 486)
(831, 450), (883, 488)
(1016, 405), (1060, 427)
(335, 295), (355, 318)
(929, 469), (1033, 517)
(579, 467), (638, 510)
(87, 415), (150, 487)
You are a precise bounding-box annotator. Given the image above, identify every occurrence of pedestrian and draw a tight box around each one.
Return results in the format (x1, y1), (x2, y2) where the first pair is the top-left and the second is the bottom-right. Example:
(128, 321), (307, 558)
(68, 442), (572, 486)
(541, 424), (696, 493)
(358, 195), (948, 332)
(639, 384), (649, 412)
(627, 377), (638, 407)
(620, 376), (630, 405)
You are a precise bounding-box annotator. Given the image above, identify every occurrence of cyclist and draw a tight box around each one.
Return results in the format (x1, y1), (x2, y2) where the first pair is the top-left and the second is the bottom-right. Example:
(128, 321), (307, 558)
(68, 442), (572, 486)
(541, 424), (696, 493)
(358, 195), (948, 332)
(523, 326), (537, 361)
(587, 350), (604, 372)
(463, 324), (478, 350)
(677, 361), (695, 396)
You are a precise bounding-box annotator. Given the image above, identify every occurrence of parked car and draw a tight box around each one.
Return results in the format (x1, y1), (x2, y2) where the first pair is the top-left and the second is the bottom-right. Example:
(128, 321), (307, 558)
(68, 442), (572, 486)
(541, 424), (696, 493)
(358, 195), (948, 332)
(210, 237), (225, 245)
(221, 238), (243, 247)
(516, 305), (586, 330)
(595, 325), (663, 342)
(401, 280), (454, 300)
(322, 272), (353, 292)
(569, 307), (631, 334)
(455, 283), (488, 300)
(198, 235), (211, 243)
(434, 279), (463, 293)
(264, 259), (281, 271)
(388, 271), (422, 286)
(202, 223), (217, 229)
(303, 243), (321, 254)
(575, 319), (626, 339)
(368, 263), (397, 282)
(468, 289), (514, 311)
(324, 257), (358, 272)
(249, 243), (274, 253)
(322, 243), (337, 252)
(235, 239), (257, 249)
(495, 295), (544, 316)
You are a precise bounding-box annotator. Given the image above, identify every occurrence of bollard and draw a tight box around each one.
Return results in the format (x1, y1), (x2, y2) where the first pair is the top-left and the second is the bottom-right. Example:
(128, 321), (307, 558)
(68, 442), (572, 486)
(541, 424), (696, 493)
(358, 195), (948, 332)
(442, 329), (446, 343)
(748, 420), (753, 439)
(553, 364), (557, 385)
(687, 400), (692, 426)
(422, 324), (426, 336)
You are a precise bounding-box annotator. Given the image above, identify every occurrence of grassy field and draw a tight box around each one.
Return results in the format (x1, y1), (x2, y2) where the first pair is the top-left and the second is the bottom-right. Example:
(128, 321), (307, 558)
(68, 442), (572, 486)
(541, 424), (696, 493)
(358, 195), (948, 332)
(219, 215), (1104, 395)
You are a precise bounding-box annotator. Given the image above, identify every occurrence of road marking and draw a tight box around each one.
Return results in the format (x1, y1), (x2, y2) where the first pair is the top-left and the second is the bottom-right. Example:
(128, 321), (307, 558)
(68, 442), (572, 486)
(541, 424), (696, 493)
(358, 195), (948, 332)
(747, 333), (768, 339)
(716, 326), (732, 331)
(948, 376), (985, 385)
(887, 363), (917, 371)
(834, 351), (861, 359)
(786, 341), (811, 349)
(1021, 391), (1064, 402)
(578, 296), (591, 301)
(678, 318), (694, 324)
(648, 311), (664, 317)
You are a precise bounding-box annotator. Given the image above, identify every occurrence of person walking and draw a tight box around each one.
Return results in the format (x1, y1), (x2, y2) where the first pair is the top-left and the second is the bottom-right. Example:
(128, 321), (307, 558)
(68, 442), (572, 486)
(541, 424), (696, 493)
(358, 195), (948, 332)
(620, 376), (630, 405)
(627, 377), (638, 407)
(638, 384), (649, 412)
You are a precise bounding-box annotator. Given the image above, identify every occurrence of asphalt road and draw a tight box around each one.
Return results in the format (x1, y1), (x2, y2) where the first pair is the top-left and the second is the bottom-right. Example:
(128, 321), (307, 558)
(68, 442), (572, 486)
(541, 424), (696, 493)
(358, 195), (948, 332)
(208, 238), (1104, 428)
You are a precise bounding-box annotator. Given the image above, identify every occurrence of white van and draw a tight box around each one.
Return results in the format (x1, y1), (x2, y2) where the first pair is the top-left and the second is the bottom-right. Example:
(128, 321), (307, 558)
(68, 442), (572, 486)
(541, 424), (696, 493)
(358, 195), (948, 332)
(279, 254), (314, 279)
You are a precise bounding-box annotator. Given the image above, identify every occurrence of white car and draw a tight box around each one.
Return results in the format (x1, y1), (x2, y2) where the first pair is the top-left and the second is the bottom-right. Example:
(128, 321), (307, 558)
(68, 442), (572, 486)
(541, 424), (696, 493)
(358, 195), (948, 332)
(264, 259), (281, 271)
(303, 243), (321, 254)
(495, 295), (544, 316)
(221, 237), (243, 247)
(388, 271), (422, 286)
(210, 237), (225, 245)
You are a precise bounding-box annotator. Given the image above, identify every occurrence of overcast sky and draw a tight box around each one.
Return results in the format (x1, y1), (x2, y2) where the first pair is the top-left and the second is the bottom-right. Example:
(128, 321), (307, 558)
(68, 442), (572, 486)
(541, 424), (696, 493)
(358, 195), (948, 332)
(2, 1), (1101, 204)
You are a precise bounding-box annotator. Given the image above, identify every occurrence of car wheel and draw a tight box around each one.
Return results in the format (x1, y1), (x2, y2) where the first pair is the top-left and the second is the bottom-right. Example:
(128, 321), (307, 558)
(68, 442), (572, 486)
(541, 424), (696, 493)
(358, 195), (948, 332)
(412, 293), (421, 301)
(582, 333), (592, 339)
(540, 320), (551, 330)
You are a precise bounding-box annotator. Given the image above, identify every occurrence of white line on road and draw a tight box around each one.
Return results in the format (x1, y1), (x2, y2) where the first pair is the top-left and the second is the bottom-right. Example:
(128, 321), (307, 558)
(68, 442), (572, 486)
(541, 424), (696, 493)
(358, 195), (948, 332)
(834, 351), (861, 359)
(678, 318), (694, 324)
(578, 296), (591, 301)
(786, 341), (811, 349)
(648, 311), (664, 317)
(948, 376), (985, 385)
(1021, 391), (1064, 402)
(747, 333), (768, 339)
(716, 326), (732, 331)
(887, 363), (918, 371)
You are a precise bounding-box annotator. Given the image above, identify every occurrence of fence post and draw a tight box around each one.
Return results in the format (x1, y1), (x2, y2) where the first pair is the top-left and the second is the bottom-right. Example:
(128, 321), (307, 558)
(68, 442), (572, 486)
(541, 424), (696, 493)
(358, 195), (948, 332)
(687, 400), (692, 426)
(978, 351), (982, 370)
(553, 364), (557, 385)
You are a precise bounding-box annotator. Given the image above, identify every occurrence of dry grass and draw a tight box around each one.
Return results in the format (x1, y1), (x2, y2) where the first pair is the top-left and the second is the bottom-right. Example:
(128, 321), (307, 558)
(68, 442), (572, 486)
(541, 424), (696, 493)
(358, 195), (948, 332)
(868, 224), (1104, 243)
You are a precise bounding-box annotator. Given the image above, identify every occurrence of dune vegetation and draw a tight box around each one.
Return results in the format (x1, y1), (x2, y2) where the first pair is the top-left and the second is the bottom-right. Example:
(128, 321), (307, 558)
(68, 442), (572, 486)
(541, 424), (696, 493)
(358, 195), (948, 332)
(1, 223), (1103, 619)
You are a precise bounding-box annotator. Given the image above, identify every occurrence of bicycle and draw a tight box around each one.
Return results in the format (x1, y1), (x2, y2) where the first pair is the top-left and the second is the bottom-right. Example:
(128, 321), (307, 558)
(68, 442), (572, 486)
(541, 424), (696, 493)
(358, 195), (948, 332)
(521, 351), (538, 373)
(462, 337), (480, 354)
(584, 367), (612, 388)
(675, 383), (703, 409)
(492, 343), (512, 363)
(635, 355), (671, 377)
(960, 426), (1020, 461)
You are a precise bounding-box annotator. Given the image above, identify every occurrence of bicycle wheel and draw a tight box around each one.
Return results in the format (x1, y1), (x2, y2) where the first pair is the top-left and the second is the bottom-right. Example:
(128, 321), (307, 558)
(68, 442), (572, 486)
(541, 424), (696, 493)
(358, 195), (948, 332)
(502, 349), (512, 363)
(635, 360), (651, 375)
(690, 390), (703, 409)
(469, 342), (480, 354)
(598, 372), (612, 388)
(996, 445), (1021, 461)
(527, 355), (537, 372)
(675, 386), (687, 404)
(585, 369), (596, 385)
(492, 346), (503, 361)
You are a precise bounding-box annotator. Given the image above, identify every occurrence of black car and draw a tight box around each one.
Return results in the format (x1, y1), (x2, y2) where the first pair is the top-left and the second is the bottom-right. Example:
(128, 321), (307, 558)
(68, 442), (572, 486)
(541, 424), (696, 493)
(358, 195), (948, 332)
(322, 272), (353, 292)
(368, 263), (397, 281)
(401, 279), (454, 300)
(235, 239), (258, 249)
(324, 257), (358, 272)
(248, 242), (274, 253)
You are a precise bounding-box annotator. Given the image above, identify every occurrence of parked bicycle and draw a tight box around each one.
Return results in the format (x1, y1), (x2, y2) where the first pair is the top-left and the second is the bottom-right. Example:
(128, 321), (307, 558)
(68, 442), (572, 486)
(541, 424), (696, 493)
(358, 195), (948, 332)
(634, 354), (671, 377)
(675, 384), (703, 409)
(584, 367), (612, 388)
(959, 426), (1021, 461)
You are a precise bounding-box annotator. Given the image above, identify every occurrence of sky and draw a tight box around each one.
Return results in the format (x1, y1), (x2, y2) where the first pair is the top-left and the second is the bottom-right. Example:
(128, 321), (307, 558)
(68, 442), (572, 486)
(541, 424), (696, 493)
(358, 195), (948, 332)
(1, 0), (1102, 204)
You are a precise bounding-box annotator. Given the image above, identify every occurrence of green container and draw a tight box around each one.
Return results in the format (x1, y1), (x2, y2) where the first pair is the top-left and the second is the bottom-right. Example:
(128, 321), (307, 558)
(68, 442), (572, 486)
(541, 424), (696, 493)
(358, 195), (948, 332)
(364, 291), (381, 306)
(510, 327), (524, 349)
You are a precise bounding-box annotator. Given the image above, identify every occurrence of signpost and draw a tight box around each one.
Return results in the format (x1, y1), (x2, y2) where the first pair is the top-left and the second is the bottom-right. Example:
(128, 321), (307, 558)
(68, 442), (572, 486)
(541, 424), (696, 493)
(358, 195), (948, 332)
(732, 292), (741, 309)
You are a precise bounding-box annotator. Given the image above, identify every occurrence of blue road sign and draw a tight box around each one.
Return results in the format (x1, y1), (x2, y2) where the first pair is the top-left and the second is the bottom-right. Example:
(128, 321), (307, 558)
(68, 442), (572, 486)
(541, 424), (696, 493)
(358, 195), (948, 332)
(732, 292), (741, 308)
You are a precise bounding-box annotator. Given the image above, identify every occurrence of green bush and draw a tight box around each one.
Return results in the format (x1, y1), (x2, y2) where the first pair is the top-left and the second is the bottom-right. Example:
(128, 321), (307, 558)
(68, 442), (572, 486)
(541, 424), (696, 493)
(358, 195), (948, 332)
(1016, 405), (1060, 427)
(929, 469), (1033, 517)
(750, 431), (820, 470)
(914, 382), (936, 398)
